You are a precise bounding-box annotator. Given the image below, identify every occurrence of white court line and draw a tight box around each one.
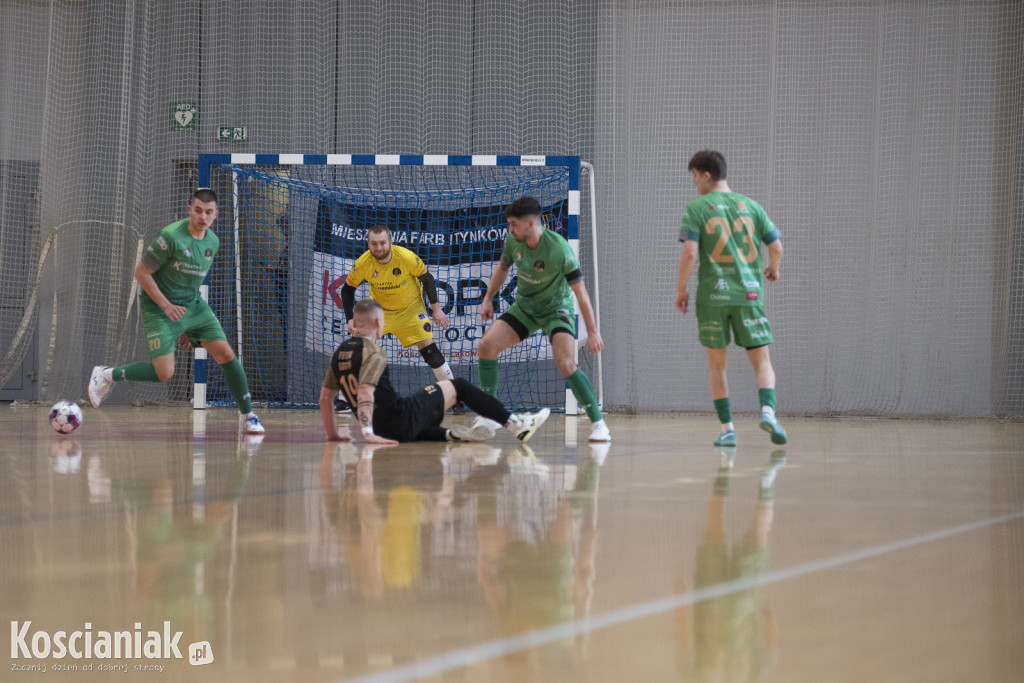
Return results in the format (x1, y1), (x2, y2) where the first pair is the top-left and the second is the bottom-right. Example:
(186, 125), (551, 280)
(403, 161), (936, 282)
(336, 510), (1024, 683)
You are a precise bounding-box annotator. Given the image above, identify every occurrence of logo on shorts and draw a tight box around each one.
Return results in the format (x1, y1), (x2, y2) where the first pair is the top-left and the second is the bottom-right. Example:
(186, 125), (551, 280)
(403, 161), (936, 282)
(533, 260), (545, 271)
(417, 312), (428, 320)
(392, 267), (401, 276)
(746, 291), (759, 301)
(204, 248), (212, 259)
(423, 322), (431, 332)
(743, 317), (768, 327)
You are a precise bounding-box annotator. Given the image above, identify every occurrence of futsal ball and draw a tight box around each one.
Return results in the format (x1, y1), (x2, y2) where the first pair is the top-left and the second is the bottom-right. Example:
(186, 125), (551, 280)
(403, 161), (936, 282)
(49, 401), (83, 434)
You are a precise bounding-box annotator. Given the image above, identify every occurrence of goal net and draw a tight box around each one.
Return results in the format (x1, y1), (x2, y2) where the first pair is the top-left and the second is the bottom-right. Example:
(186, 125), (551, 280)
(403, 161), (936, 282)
(197, 154), (599, 413)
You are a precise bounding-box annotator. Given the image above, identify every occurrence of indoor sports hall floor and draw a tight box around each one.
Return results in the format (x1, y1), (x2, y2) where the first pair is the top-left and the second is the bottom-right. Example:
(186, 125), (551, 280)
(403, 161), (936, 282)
(2, 405), (1022, 682)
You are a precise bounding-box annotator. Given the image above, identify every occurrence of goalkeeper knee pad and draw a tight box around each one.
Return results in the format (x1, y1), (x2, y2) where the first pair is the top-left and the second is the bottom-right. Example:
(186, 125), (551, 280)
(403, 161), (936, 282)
(419, 343), (446, 369)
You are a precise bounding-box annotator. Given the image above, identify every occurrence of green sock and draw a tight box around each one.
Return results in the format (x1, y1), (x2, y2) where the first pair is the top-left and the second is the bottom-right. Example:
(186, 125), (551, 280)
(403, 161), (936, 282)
(479, 359), (499, 397)
(714, 397), (732, 424)
(567, 369), (602, 422)
(221, 357), (253, 414)
(758, 388), (777, 411)
(113, 362), (160, 382)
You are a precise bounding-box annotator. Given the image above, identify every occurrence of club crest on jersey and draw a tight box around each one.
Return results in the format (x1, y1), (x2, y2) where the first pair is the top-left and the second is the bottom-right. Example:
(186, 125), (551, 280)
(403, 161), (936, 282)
(515, 252), (522, 261)
(372, 271), (379, 278)
(392, 267), (401, 276)
(184, 248), (192, 258)
(533, 260), (545, 271)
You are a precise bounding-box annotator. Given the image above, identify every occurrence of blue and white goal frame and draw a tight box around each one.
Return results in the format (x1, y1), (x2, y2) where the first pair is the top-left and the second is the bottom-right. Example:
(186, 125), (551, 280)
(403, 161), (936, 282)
(194, 153), (602, 414)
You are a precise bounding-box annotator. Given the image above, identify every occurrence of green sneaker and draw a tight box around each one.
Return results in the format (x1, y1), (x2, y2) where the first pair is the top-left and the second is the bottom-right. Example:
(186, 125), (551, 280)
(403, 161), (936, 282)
(759, 411), (787, 445)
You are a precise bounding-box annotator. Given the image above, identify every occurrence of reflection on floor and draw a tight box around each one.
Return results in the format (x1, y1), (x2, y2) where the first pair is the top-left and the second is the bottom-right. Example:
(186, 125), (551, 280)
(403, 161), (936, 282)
(1, 406), (1022, 682)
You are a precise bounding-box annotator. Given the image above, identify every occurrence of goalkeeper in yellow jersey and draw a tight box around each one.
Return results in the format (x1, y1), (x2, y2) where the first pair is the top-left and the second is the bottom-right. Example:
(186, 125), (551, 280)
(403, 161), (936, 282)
(339, 225), (462, 411)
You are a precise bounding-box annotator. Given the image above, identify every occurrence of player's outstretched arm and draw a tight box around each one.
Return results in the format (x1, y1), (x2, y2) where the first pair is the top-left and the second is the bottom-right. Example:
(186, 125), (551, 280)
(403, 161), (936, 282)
(319, 387), (350, 441)
(135, 262), (186, 322)
(676, 241), (699, 314)
(570, 280), (604, 355)
(480, 262), (511, 322)
(356, 383), (398, 445)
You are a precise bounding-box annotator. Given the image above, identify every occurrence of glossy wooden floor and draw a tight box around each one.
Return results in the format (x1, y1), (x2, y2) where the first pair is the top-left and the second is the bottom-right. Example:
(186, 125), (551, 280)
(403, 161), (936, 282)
(2, 405), (1022, 682)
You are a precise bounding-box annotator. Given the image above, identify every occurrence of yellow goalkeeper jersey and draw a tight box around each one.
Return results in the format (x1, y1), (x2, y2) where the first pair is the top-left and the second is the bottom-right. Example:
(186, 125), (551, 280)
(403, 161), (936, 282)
(345, 245), (428, 311)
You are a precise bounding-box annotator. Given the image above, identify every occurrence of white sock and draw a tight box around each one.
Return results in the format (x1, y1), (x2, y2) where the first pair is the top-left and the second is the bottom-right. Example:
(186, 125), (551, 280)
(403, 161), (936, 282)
(432, 362), (454, 382)
(761, 406), (775, 418)
(102, 367), (114, 381)
(505, 415), (523, 433)
(721, 422), (734, 432)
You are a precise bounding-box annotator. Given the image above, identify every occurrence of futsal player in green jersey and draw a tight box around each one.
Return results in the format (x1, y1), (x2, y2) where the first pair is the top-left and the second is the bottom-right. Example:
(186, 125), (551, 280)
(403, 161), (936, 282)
(475, 196), (610, 442)
(676, 150), (787, 446)
(87, 189), (265, 434)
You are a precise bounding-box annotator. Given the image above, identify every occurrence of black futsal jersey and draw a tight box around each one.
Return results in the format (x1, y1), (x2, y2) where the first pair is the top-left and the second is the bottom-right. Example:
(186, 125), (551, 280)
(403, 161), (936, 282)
(323, 337), (444, 442)
(323, 337), (400, 414)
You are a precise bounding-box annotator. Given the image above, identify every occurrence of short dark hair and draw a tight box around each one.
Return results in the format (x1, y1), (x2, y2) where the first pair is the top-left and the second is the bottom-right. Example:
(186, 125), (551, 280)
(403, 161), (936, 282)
(354, 299), (383, 316)
(687, 150), (727, 181)
(367, 224), (391, 238)
(505, 196), (542, 220)
(191, 188), (218, 204)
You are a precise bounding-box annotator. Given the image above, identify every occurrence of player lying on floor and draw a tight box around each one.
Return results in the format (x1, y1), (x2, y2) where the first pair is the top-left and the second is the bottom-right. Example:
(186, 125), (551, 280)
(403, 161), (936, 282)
(319, 299), (550, 445)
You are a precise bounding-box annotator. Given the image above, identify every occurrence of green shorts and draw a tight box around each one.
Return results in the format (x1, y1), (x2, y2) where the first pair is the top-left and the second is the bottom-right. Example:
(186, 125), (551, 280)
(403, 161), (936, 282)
(501, 300), (576, 341)
(141, 297), (227, 359)
(695, 303), (773, 349)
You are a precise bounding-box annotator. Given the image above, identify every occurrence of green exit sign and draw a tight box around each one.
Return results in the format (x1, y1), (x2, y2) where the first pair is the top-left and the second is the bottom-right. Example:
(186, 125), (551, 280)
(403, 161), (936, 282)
(218, 126), (247, 141)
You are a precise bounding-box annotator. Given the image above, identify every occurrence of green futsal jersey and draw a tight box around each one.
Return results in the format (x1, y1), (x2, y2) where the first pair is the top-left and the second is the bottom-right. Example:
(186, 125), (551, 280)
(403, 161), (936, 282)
(500, 228), (580, 317)
(140, 218), (219, 307)
(679, 191), (780, 307)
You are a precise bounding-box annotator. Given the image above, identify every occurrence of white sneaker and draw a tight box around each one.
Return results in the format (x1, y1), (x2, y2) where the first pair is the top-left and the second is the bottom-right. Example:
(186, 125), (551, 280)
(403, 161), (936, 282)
(510, 408), (551, 443)
(447, 425), (485, 442)
(241, 413), (265, 434)
(470, 415), (501, 441)
(588, 420), (611, 442)
(87, 366), (114, 408)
